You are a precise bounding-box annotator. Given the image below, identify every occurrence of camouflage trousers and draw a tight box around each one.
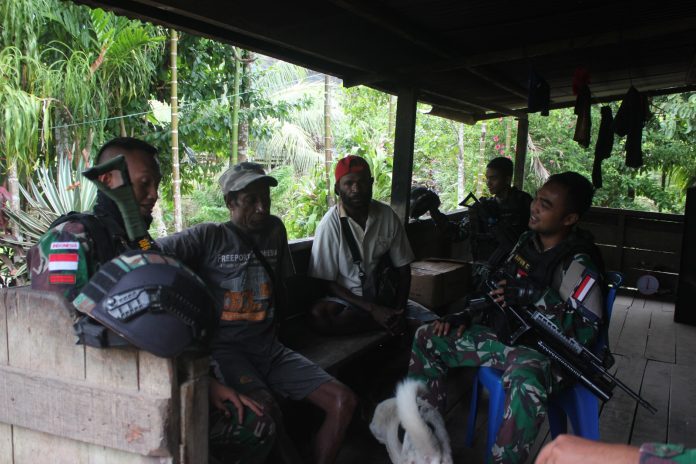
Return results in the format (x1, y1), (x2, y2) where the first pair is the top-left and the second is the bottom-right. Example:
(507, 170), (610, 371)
(408, 323), (557, 464)
(209, 392), (277, 464)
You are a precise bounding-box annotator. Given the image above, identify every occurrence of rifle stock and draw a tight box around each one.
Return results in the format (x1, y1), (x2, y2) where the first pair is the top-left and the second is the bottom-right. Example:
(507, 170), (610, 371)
(82, 155), (155, 250)
(480, 276), (657, 414)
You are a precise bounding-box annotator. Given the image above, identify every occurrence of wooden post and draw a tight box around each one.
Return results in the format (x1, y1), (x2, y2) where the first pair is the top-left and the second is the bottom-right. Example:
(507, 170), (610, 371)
(390, 87), (417, 223)
(675, 186), (696, 325)
(513, 115), (529, 190)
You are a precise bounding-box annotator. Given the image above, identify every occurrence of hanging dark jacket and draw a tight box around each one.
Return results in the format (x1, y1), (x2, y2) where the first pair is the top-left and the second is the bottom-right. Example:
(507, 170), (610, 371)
(614, 86), (648, 168)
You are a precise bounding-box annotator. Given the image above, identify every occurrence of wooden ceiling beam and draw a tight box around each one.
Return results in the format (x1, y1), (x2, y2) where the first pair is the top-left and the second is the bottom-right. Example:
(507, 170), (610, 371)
(328, 0), (451, 59)
(687, 44), (696, 84)
(73, 0), (371, 77)
(430, 17), (696, 72)
(420, 88), (523, 118)
(329, 0), (528, 100)
(468, 84), (696, 122)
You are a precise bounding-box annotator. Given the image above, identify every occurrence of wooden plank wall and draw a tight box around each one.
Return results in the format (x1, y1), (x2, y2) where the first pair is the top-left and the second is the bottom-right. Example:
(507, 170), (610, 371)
(0, 287), (193, 463)
(580, 207), (684, 300)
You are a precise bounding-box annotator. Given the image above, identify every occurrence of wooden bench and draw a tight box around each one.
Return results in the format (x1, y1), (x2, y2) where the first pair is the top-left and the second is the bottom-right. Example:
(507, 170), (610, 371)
(0, 287), (209, 464)
(0, 225), (449, 462)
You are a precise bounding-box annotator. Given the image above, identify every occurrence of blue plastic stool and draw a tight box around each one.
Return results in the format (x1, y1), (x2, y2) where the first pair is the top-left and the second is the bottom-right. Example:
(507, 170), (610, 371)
(464, 272), (624, 461)
(465, 366), (507, 461)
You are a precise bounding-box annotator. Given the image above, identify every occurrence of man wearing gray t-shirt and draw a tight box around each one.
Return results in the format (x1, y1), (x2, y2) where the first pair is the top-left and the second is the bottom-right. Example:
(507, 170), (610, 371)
(158, 162), (356, 464)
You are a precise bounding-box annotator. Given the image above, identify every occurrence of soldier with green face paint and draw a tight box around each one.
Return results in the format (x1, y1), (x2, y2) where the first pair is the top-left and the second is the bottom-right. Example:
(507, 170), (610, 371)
(408, 172), (604, 464)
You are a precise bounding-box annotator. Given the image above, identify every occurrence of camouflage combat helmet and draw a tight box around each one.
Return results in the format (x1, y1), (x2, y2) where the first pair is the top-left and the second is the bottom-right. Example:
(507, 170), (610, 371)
(73, 250), (217, 357)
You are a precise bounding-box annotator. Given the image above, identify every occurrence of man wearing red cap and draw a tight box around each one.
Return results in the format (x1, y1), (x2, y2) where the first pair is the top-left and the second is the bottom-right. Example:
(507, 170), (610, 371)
(308, 155), (436, 334)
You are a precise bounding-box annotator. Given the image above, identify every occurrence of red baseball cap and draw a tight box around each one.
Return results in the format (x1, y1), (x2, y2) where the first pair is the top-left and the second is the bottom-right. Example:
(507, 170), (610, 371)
(335, 155), (371, 182)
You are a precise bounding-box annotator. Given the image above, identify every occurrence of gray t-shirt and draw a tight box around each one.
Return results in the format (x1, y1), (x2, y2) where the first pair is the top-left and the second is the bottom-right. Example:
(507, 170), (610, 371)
(157, 216), (294, 350)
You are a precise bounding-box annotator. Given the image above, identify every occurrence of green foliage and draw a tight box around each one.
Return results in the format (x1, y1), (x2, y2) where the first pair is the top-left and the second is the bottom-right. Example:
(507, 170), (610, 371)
(183, 182), (229, 226)
(2, 0), (695, 253)
(0, 158), (97, 281)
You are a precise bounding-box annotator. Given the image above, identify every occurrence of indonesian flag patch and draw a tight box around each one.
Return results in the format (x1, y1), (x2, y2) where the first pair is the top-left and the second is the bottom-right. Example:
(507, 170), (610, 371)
(48, 253), (79, 272)
(573, 273), (596, 302)
(49, 274), (77, 285)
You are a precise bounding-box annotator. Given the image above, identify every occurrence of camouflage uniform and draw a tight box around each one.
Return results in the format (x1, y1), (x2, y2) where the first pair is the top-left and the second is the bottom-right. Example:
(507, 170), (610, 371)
(28, 217), (127, 301)
(30, 214), (276, 463)
(639, 443), (696, 463)
(409, 230), (604, 464)
(209, 401), (276, 464)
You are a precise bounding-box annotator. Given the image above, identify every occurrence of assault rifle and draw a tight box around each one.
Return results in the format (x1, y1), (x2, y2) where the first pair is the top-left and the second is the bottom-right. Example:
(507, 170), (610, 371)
(456, 274), (657, 413)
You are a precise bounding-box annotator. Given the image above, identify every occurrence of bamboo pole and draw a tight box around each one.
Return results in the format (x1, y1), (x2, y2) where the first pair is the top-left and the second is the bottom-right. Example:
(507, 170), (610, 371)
(170, 29), (182, 232)
(324, 75), (334, 206)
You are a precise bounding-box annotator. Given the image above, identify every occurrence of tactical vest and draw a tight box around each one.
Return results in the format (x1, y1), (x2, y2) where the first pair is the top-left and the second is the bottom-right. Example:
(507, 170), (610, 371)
(49, 212), (133, 348)
(502, 228), (605, 290)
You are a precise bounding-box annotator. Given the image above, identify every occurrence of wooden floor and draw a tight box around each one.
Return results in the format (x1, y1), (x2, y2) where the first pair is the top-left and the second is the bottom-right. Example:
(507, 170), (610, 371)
(336, 295), (696, 464)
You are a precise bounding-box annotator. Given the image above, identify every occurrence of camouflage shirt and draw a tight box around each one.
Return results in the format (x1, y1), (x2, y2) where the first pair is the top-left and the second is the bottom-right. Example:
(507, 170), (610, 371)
(505, 230), (604, 349)
(640, 443), (696, 463)
(28, 216), (127, 302)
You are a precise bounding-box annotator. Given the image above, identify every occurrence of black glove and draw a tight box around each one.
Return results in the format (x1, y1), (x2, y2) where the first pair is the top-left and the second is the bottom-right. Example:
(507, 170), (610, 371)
(440, 311), (472, 329)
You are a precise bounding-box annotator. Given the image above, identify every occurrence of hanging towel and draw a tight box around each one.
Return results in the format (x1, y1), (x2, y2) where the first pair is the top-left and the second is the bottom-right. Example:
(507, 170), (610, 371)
(592, 106), (614, 188)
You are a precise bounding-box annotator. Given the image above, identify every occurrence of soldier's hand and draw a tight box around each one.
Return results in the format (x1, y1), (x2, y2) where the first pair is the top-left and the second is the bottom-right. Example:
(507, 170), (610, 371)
(489, 279), (508, 306)
(434, 311), (470, 337)
(535, 435), (639, 464)
(209, 377), (264, 423)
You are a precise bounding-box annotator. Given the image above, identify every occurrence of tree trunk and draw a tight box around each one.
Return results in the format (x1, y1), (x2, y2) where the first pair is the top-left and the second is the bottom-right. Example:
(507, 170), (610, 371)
(476, 122), (487, 197)
(170, 29), (183, 232)
(457, 123), (466, 204)
(115, 89), (127, 137)
(7, 161), (20, 212)
(324, 75), (334, 206)
(387, 95), (397, 152)
(238, 50), (253, 164)
(237, 50), (255, 162)
(151, 198), (168, 237)
(229, 47), (241, 166)
(505, 117), (512, 154)
(83, 128), (94, 166)
(7, 161), (21, 240)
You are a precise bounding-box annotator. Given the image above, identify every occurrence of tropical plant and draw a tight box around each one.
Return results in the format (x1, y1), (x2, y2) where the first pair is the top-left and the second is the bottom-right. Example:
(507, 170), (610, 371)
(0, 158), (97, 281)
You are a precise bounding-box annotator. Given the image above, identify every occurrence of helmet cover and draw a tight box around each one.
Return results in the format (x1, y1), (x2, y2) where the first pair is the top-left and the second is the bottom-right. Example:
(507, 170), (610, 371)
(73, 250), (217, 357)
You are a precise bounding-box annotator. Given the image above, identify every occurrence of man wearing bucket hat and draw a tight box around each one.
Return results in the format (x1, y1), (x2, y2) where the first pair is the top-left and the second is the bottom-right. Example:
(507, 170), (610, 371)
(307, 155), (437, 335)
(158, 162), (356, 464)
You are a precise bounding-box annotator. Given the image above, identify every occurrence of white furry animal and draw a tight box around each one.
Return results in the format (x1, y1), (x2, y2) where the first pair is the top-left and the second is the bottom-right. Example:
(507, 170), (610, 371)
(370, 379), (453, 464)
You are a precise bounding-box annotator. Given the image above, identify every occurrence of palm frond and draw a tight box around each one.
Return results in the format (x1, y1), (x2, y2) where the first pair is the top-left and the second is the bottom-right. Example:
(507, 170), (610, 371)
(0, 158), (97, 266)
(255, 121), (323, 173)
